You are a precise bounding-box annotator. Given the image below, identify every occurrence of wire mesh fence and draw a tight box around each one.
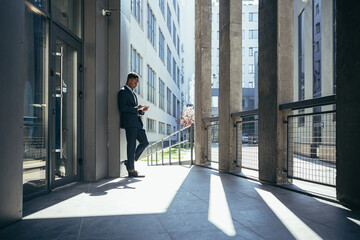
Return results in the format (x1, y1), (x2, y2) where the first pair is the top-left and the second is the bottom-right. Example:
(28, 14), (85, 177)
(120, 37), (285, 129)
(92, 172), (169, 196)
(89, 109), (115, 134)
(236, 116), (259, 170)
(287, 109), (336, 186)
(206, 122), (219, 167)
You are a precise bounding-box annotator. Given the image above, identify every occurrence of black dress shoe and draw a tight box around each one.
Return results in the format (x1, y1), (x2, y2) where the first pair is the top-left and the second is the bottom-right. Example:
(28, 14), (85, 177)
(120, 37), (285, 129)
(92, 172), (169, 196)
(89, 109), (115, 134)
(128, 171), (145, 178)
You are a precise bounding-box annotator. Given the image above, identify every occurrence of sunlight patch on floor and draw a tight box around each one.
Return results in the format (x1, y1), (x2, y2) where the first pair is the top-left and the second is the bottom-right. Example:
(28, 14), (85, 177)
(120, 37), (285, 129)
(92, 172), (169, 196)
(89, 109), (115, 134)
(208, 174), (236, 237)
(347, 217), (360, 226)
(24, 166), (191, 220)
(255, 188), (322, 240)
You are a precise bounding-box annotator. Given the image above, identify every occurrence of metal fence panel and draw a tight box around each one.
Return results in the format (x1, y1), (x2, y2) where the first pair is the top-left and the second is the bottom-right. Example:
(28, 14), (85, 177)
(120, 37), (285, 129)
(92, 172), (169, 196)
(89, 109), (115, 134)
(287, 110), (336, 186)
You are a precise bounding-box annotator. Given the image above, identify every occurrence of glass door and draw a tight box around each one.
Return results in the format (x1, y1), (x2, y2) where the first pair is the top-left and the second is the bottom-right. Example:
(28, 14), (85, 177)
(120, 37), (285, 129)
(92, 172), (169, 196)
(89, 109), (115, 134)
(50, 25), (82, 188)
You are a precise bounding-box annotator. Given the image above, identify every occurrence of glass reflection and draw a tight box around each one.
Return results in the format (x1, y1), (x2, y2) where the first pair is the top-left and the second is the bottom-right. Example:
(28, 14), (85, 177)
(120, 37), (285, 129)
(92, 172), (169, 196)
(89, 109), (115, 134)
(23, 3), (49, 197)
(52, 0), (82, 38)
(54, 38), (78, 179)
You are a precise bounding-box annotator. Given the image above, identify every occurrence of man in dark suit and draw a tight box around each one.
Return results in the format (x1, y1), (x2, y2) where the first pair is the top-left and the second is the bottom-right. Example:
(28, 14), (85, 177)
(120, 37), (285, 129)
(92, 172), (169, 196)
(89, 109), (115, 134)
(118, 72), (149, 177)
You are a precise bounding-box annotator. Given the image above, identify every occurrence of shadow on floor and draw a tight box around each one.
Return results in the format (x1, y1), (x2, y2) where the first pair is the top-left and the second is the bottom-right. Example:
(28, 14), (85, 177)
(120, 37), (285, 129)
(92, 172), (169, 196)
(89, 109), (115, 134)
(1, 165), (360, 240)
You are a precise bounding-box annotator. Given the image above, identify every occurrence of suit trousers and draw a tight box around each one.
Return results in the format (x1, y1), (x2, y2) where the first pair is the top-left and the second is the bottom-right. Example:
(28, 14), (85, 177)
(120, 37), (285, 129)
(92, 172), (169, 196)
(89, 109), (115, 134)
(125, 127), (149, 171)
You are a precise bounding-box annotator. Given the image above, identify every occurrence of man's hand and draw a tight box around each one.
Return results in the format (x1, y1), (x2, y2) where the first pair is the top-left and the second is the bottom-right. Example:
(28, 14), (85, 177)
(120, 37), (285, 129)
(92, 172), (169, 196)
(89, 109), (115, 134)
(136, 105), (144, 110)
(142, 105), (150, 112)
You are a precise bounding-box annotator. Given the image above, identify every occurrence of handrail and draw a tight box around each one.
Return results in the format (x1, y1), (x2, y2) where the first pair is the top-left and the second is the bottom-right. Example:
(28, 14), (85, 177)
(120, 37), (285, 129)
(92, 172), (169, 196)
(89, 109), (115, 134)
(145, 124), (194, 166)
(147, 124), (192, 149)
(231, 109), (259, 118)
(279, 95), (336, 110)
(203, 116), (219, 122)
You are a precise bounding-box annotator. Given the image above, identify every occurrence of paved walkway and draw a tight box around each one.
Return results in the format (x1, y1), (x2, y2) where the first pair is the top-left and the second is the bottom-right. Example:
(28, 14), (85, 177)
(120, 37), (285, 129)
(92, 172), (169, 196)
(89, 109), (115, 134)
(1, 163), (360, 240)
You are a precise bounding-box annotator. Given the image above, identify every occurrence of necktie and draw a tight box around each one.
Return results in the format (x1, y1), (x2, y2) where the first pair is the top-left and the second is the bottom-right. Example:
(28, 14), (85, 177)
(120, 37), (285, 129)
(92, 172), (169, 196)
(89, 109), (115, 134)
(133, 92), (138, 106)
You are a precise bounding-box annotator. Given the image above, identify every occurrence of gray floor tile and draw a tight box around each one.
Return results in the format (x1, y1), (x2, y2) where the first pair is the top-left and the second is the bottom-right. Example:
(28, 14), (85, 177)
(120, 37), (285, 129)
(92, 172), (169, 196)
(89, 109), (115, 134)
(2, 164), (360, 240)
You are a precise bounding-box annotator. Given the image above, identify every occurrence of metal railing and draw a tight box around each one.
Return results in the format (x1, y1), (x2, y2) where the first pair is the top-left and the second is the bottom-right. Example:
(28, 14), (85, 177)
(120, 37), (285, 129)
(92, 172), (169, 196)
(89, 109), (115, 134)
(280, 95), (336, 186)
(205, 119), (219, 164)
(145, 124), (194, 166)
(233, 110), (259, 170)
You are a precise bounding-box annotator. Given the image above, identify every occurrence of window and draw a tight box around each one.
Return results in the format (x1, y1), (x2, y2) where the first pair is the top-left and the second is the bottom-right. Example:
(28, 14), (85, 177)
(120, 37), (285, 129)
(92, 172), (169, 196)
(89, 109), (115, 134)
(217, 48), (219, 57)
(173, 58), (177, 83)
(159, 122), (165, 134)
(249, 82), (254, 88)
(173, 22), (176, 46)
(242, 30), (245, 39)
(159, 79), (165, 110)
(159, 0), (165, 16)
(212, 96), (218, 108)
(167, 124), (171, 135)
(159, 29), (165, 62)
(242, 47), (245, 56)
(131, 0), (142, 25)
(177, 100), (180, 118)
(242, 64), (245, 74)
(177, 36), (180, 56)
(173, 94), (177, 117)
(217, 31), (219, 40)
(147, 65), (156, 104)
(249, 12), (258, 22)
(167, 4), (171, 33)
(167, 87), (172, 114)
(131, 45), (143, 95)
(147, 118), (156, 132)
(249, 30), (258, 39)
(147, 4), (156, 47)
(249, 47), (258, 56)
(248, 64), (254, 74)
(177, 67), (180, 87)
(177, 3), (180, 24)
(167, 46), (171, 73)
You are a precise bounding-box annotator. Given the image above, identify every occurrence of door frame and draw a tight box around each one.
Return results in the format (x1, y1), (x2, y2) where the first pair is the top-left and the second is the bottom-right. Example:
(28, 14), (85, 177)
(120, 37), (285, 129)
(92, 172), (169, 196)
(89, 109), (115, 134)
(48, 23), (83, 189)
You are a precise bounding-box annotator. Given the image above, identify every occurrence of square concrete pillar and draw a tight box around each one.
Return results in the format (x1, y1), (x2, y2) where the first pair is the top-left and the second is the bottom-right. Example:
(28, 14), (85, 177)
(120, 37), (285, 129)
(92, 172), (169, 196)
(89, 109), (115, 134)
(258, 0), (293, 184)
(84, 0), (109, 181)
(336, 0), (360, 208)
(195, 0), (212, 165)
(218, 0), (242, 172)
(0, 0), (24, 228)
(108, 0), (121, 177)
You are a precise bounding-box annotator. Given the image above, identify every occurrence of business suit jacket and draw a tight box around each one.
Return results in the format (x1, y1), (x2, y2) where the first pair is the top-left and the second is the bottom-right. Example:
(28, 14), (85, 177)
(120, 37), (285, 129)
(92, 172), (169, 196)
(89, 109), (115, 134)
(118, 86), (144, 129)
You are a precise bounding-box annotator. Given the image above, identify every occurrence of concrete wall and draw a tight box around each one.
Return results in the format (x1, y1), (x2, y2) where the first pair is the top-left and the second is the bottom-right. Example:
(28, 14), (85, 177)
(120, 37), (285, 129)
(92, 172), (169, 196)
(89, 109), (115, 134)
(108, 0), (122, 177)
(0, 0), (25, 228)
(336, 0), (360, 208)
(84, 0), (109, 181)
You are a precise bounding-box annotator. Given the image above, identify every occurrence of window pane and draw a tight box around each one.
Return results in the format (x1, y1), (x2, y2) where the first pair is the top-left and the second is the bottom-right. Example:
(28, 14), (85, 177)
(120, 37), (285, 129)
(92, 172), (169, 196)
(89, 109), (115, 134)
(52, 0), (82, 38)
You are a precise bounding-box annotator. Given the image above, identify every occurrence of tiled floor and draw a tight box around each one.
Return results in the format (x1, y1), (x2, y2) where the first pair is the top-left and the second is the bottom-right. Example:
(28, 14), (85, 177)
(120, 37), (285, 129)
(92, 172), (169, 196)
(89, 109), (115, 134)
(1, 163), (360, 240)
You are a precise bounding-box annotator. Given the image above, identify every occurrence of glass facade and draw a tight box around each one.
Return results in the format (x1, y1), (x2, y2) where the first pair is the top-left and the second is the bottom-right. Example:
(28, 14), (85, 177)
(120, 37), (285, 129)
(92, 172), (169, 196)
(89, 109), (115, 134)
(23, 0), (82, 198)
(23, 3), (49, 196)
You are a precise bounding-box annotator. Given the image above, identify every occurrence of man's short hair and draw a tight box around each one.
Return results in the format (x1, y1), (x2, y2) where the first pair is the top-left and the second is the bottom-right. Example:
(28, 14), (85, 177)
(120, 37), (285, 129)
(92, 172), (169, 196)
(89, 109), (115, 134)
(127, 72), (139, 83)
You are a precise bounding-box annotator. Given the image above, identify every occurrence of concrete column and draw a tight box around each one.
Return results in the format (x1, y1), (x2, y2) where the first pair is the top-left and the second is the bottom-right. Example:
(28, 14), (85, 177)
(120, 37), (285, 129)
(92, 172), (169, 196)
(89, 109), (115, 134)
(336, 0), (360, 208)
(218, 0), (242, 172)
(0, 0), (24, 228)
(84, 0), (109, 181)
(258, 0), (293, 184)
(195, 0), (212, 165)
(108, 0), (121, 177)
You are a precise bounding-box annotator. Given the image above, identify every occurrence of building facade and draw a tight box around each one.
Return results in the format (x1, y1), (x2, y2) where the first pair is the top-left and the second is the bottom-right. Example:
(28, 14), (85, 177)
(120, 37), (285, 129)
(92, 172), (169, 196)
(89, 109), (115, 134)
(121, 0), (193, 144)
(211, 0), (259, 115)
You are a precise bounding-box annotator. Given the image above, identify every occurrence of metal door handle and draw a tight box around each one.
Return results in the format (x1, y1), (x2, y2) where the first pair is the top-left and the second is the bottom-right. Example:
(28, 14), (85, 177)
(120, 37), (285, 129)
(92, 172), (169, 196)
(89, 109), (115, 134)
(54, 47), (64, 159)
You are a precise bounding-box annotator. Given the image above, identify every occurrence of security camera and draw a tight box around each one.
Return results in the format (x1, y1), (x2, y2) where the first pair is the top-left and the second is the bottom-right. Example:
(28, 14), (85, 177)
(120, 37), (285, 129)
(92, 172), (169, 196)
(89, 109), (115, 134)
(102, 9), (111, 16)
